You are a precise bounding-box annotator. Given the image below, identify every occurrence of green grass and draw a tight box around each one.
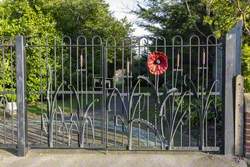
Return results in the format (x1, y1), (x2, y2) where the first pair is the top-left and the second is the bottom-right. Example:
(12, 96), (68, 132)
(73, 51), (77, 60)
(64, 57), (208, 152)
(27, 95), (102, 115)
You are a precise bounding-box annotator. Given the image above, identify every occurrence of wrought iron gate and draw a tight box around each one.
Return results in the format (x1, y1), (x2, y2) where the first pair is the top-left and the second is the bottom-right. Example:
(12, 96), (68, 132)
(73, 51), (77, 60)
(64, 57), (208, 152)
(0, 23), (243, 156)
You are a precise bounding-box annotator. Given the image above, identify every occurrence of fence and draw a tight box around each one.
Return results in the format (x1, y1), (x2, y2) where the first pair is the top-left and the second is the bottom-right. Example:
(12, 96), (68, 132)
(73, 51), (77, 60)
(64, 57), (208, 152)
(0, 22), (243, 156)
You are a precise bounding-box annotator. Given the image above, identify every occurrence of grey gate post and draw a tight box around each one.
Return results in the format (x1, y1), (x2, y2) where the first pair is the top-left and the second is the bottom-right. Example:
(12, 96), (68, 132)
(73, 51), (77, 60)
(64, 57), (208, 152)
(224, 21), (243, 155)
(16, 36), (28, 156)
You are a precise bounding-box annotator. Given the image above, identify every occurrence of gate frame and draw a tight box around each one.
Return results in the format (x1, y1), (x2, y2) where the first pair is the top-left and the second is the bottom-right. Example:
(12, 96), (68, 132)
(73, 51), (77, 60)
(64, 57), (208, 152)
(12, 21), (244, 156)
(16, 36), (28, 156)
(223, 21), (243, 155)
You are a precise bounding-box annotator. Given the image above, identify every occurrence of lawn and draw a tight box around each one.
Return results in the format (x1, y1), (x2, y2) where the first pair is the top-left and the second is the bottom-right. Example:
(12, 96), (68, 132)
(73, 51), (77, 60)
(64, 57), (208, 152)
(27, 95), (102, 116)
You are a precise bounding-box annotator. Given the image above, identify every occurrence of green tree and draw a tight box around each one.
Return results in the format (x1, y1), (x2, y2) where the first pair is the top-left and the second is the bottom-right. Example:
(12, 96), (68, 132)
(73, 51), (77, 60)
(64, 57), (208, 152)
(37, 0), (132, 39)
(35, 0), (132, 85)
(134, 0), (212, 39)
(0, 0), (59, 102)
(201, 0), (250, 91)
(0, 0), (132, 102)
(135, 0), (250, 91)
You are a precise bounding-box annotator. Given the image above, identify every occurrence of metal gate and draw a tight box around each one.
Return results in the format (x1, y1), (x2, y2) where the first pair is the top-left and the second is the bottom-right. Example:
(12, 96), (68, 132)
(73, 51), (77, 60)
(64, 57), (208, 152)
(0, 23), (243, 156)
(0, 37), (17, 149)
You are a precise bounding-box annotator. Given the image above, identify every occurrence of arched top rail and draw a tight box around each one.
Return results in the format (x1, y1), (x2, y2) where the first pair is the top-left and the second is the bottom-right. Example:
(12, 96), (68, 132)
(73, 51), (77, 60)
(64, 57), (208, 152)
(207, 34), (217, 44)
(135, 36), (167, 44)
(0, 35), (221, 47)
(121, 37), (133, 46)
(137, 36), (150, 45)
(172, 35), (183, 46)
(155, 36), (167, 43)
(91, 35), (103, 45)
(76, 35), (87, 45)
(105, 37), (117, 46)
(62, 35), (71, 45)
(189, 35), (200, 45)
(172, 35), (183, 45)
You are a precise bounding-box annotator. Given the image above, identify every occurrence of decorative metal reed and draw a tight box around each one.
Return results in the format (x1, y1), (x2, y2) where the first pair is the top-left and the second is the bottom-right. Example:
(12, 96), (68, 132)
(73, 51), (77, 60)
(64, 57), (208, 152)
(107, 74), (192, 150)
(42, 66), (96, 147)
(184, 76), (219, 149)
(68, 85), (96, 148)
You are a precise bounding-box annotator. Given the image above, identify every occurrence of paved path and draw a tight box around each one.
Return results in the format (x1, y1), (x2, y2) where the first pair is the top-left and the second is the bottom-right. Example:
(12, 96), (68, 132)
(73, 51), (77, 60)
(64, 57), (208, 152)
(0, 149), (247, 167)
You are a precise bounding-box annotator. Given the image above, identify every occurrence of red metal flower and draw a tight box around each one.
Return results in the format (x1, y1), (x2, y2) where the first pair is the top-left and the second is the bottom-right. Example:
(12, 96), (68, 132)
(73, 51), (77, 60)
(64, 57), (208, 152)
(147, 51), (168, 75)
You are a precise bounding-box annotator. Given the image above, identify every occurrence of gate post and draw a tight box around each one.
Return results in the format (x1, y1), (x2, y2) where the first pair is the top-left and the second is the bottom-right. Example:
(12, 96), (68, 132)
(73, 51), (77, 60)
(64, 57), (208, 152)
(16, 36), (28, 156)
(223, 21), (243, 155)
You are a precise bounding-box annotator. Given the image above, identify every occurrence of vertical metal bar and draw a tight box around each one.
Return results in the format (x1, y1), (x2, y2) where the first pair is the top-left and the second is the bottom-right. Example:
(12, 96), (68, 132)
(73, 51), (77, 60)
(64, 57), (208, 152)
(206, 58), (208, 147)
(105, 41), (108, 148)
(2, 40), (6, 144)
(114, 41), (117, 147)
(121, 40), (125, 148)
(180, 40), (184, 92)
(170, 38), (175, 149)
(197, 45), (200, 99)
(130, 39), (133, 93)
(201, 48), (205, 149)
(127, 48), (130, 110)
(80, 42), (84, 146)
(46, 37), (53, 147)
(215, 37), (218, 148)
(91, 38), (95, 145)
(188, 37), (192, 147)
(39, 45), (43, 145)
(199, 48), (205, 150)
(147, 95), (149, 148)
(69, 37), (72, 146)
(223, 21), (243, 155)
(128, 39), (132, 149)
(138, 38), (144, 148)
(77, 39), (79, 99)
(53, 38), (58, 146)
(163, 37), (167, 86)
(122, 41), (125, 99)
(84, 42), (87, 105)
(61, 38), (65, 146)
(102, 41), (107, 149)
(206, 36), (212, 147)
(16, 36), (28, 156)
(85, 39), (88, 145)
(171, 40), (175, 89)
(180, 40), (183, 147)
(10, 38), (15, 144)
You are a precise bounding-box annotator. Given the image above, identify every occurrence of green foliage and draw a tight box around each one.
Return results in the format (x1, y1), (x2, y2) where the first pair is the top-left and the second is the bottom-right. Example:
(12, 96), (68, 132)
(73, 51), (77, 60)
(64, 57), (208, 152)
(36, 0), (132, 86)
(202, 0), (250, 38)
(0, 0), (131, 102)
(135, 0), (250, 91)
(36, 0), (132, 62)
(202, 0), (239, 38)
(243, 44), (250, 91)
(134, 0), (212, 38)
(40, 0), (131, 38)
(0, 0), (59, 102)
(0, 58), (15, 101)
(202, 0), (250, 91)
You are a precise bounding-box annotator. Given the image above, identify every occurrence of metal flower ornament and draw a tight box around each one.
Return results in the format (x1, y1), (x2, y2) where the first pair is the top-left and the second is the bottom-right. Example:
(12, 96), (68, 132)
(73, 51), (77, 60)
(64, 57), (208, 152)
(147, 51), (168, 115)
(146, 51), (190, 150)
(147, 51), (168, 75)
(147, 51), (169, 105)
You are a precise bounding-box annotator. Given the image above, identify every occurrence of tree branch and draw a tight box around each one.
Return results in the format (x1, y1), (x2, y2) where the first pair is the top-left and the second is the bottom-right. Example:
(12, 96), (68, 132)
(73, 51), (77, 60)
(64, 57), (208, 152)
(235, 0), (250, 35)
(184, 0), (213, 42)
